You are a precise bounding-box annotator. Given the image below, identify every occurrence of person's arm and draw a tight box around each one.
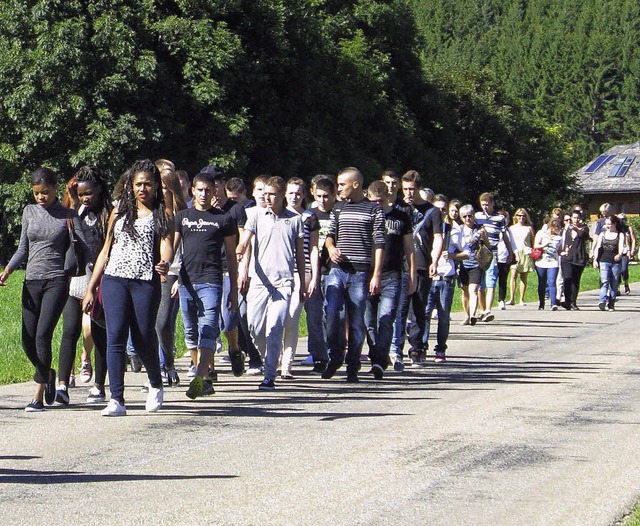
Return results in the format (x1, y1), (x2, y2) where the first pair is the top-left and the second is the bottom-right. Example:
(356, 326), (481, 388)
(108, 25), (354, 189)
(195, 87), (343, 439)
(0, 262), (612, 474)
(295, 236), (307, 302)
(533, 230), (546, 250)
(235, 229), (254, 294)
(615, 232), (625, 261)
(307, 229), (319, 298)
(0, 208), (30, 285)
(224, 234), (238, 310)
(369, 247), (384, 295)
(592, 233), (603, 267)
(429, 233), (443, 277)
(402, 233), (417, 295)
(82, 208), (118, 312)
(155, 221), (175, 280)
(630, 226), (637, 259)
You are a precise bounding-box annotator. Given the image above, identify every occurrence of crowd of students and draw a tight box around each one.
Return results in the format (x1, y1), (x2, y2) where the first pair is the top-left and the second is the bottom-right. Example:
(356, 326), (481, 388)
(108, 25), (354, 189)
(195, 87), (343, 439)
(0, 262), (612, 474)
(0, 161), (634, 415)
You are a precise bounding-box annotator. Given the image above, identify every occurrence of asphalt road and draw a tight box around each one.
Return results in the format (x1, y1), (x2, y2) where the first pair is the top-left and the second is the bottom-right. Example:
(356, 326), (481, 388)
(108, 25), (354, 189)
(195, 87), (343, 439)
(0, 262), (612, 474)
(1, 287), (639, 525)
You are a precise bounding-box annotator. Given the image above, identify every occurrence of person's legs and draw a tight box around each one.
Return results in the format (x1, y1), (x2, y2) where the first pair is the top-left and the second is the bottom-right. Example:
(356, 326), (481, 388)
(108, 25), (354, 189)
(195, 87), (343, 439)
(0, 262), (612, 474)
(536, 266), (547, 308)
(508, 266), (517, 304)
(407, 274), (430, 358)
(129, 279), (163, 390)
(263, 286), (292, 381)
(497, 262), (509, 303)
(238, 291), (262, 369)
(344, 271), (370, 375)
(519, 272), (529, 304)
(571, 265), (585, 305)
(599, 262), (612, 305)
(610, 262), (622, 307)
(247, 284), (270, 361)
(546, 267), (559, 307)
(468, 283), (479, 319)
(102, 275), (133, 404)
(91, 319), (108, 390)
(282, 273), (304, 376)
(59, 295), (82, 386)
(325, 268), (348, 365)
(434, 279), (455, 353)
(22, 278), (68, 399)
(561, 260), (574, 308)
(156, 275), (177, 371)
(390, 271), (410, 360)
(305, 274), (328, 362)
(369, 275), (400, 369)
(364, 292), (379, 361)
(484, 256), (498, 313)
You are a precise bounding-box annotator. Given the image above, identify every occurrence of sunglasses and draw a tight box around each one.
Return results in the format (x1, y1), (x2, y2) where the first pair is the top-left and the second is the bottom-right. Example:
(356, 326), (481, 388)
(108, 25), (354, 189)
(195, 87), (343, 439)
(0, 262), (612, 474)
(462, 214), (473, 219)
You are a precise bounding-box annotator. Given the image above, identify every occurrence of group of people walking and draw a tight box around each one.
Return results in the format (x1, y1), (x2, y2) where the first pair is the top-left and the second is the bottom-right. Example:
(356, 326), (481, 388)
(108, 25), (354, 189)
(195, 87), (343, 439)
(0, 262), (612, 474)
(0, 162), (634, 415)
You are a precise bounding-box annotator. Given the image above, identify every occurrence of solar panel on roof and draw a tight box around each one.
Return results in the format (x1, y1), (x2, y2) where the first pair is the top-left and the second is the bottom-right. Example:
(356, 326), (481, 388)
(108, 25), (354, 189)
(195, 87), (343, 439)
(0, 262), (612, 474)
(585, 154), (616, 173)
(617, 156), (635, 177)
(608, 155), (635, 177)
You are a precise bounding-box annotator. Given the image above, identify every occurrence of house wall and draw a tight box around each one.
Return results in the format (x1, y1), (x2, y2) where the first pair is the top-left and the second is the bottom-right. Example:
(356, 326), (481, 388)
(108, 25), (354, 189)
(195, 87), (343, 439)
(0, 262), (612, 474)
(584, 193), (640, 220)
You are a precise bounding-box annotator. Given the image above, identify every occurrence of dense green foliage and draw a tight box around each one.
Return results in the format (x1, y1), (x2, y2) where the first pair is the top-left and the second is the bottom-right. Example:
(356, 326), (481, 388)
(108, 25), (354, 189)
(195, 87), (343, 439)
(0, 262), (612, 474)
(0, 0), (578, 261)
(412, 0), (640, 163)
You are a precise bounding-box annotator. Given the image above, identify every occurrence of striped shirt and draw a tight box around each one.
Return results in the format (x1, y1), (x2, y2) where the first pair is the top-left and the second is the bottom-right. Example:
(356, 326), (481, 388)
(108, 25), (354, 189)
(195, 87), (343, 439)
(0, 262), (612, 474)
(474, 211), (507, 252)
(327, 199), (385, 272)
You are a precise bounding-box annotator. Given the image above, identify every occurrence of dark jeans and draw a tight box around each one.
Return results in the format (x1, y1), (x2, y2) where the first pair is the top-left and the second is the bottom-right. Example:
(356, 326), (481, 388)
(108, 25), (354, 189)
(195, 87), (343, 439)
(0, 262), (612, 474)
(102, 275), (163, 404)
(620, 254), (630, 282)
(391, 272), (432, 356)
(22, 277), (69, 384)
(424, 277), (455, 354)
(560, 261), (585, 306)
(304, 274), (329, 362)
(156, 275), (178, 370)
(365, 274), (401, 369)
(59, 295), (108, 386)
(325, 268), (369, 371)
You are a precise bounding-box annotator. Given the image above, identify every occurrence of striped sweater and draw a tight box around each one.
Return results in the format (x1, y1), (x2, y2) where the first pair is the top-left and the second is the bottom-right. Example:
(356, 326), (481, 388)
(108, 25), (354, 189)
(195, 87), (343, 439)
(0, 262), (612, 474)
(327, 199), (385, 272)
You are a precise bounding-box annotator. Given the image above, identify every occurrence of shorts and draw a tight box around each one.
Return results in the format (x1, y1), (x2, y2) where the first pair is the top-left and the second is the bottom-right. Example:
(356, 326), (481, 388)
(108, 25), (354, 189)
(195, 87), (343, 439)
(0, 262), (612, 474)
(459, 265), (483, 286)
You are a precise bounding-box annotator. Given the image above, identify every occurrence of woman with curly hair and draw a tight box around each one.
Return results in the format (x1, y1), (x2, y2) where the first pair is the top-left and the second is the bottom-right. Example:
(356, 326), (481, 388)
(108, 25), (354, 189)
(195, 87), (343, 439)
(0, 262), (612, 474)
(83, 160), (173, 416)
(56, 166), (112, 405)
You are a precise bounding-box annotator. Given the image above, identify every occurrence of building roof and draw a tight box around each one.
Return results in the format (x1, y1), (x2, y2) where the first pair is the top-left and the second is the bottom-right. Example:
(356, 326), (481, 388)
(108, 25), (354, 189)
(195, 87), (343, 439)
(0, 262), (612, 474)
(576, 141), (640, 194)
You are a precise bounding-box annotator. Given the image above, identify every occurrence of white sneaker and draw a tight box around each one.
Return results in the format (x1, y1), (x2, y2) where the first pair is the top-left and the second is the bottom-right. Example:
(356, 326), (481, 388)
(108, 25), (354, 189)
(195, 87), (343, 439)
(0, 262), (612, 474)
(101, 399), (126, 417)
(187, 364), (197, 377)
(146, 386), (163, 412)
(247, 366), (263, 376)
(499, 300), (506, 310)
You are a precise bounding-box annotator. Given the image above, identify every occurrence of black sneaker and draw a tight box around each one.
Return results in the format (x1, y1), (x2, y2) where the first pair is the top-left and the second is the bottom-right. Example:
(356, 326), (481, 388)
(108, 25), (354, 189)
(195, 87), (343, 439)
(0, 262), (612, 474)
(258, 378), (275, 391)
(598, 302), (606, 311)
(346, 369), (359, 383)
(229, 349), (245, 377)
(370, 364), (384, 380)
(25, 399), (44, 412)
(311, 360), (328, 374)
(321, 358), (342, 379)
(202, 379), (215, 396)
(55, 386), (69, 405)
(44, 368), (56, 405)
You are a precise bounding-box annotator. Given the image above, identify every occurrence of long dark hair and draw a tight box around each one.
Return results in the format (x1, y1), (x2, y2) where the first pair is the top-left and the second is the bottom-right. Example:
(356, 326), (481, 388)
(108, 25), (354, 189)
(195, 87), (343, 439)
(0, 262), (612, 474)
(112, 159), (170, 239)
(75, 165), (112, 239)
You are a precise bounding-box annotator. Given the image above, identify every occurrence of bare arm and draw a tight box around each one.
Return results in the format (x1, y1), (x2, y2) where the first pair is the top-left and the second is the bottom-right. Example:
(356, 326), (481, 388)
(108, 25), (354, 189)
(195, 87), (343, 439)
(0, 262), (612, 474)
(402, 233), (417, 295)
(224, 235), (238, 310)
(429, 233), (444, 277)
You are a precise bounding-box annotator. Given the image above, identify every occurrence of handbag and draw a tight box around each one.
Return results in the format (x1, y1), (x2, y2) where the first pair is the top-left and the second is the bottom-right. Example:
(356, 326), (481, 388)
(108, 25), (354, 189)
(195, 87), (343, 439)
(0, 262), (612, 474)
(530, 247), (543, 261)
(64, 216), (86, 277)
(474, 243), (494, 271)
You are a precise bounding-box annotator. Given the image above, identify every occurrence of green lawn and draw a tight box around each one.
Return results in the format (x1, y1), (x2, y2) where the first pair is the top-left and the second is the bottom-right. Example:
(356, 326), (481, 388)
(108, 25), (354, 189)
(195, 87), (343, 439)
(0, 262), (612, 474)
(1, 265), (639, 385)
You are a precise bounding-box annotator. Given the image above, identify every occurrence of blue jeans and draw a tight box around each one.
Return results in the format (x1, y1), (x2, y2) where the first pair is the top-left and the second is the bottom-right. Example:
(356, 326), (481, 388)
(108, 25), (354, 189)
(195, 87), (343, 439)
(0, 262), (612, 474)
(535, 266), (559, 308)
(304, 274), (329, 362)
(325, 268), (369, 371)
(179, 282), (223, 351)
(424, 277), (455, 354)
(599, 262), (621, 304)
(391, 272), (431, 357)
(102, 275), (163, 404)
(365, 274), (401, 369)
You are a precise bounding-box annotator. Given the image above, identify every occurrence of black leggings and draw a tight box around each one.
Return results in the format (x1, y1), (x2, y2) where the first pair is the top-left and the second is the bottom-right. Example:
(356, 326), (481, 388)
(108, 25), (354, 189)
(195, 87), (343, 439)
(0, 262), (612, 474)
(561, 261), (585, 306)
(497, 262), (510, 302)
(22, 278), (68, 384)
(59, 295), (108, 387)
